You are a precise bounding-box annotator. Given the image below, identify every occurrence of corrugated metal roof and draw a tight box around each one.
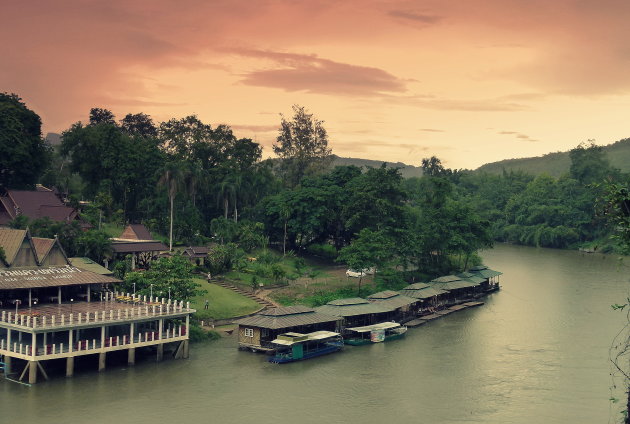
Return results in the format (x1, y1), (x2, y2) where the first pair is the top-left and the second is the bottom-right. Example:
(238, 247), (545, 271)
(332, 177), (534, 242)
(234, 307), (340, 329)
(469, 265), (488, 271)
(457, 272), (485, 284)
(315, 299), (395, 317)
(399, 286), (448, 299)
(0, 265), (120, 289)
(471, 268), (502, 278)
(430, 280), (477, 290)
(401, 283), (430, 290)
(69, 257), (113, 275)
(431, 275), (462, 283)
(366, 290), (400, 300)
(0, 229), (27, 265)
(368, 293), (419, 309)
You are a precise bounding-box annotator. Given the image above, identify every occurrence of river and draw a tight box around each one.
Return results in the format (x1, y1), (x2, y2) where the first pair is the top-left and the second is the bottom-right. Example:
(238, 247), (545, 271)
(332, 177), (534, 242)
(1, 244), (628, 424)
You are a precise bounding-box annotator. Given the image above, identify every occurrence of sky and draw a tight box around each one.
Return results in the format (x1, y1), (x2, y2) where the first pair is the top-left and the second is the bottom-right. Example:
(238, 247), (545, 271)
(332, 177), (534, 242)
(3, 0), (630, 169)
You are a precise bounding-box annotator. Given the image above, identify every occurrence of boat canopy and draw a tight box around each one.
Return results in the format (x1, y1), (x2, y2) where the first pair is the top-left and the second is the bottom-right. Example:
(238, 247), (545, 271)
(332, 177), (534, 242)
(346, 322), (402, 333)
(270, 331), (341, 346)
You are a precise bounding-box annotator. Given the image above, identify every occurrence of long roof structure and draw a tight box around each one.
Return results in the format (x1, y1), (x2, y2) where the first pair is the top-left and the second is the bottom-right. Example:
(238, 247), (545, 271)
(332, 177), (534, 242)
(367, 291), (419, 309)
(315, 298), (395, 317)
(234, 306), (341, 329)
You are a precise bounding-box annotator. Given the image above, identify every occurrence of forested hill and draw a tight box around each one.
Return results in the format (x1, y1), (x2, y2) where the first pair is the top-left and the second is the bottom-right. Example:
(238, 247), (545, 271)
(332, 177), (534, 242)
(476, 137), (630, 177)
(331, 155), (423, 178)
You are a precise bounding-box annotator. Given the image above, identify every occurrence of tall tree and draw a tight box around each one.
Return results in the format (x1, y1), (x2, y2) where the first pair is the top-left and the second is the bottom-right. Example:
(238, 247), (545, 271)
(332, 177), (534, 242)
(89, 108), (116, 126)
(273, 105), (332, 188)
(0, 93), (50, 189)
(158, 161), (186, 251)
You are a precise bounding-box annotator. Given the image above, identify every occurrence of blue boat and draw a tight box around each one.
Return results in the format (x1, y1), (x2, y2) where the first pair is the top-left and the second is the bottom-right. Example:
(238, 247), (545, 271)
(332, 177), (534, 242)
(268, 331), (344, 364)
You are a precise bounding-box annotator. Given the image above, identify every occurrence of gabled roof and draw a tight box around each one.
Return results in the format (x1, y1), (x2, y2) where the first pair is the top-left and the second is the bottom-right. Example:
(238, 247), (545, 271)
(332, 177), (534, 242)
(234, 305), (340, 329)
(367, 290), (400, 300)
(315, 298), (395, 317)
(0, 229), (27, 266)
(119, 224), (154, 241)
(470, 267), (502, 278)
(400, 283), (430, 291)
(32, 237), (55, 263)
(183, 246), (209, 257)
(2, 190), (73, 221)
(457, 272), (485, 284)
(0, 265), (120, 289)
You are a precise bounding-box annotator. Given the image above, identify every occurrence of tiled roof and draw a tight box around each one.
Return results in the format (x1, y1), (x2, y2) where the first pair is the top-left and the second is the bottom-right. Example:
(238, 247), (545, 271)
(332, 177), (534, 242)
(111, 241), (168, 253)
(0, 229), (27, 265)
(0, 265), (120, 289)
(184, 246), (209, 257)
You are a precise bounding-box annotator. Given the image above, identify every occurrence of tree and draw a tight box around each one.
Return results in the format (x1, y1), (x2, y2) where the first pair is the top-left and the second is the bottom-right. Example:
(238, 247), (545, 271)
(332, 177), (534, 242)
(89, 108), (116, 126)
(75, 230), (113, 264)
(120, 113), (158, 137)
(569, 141), (616, 185)
(158, 160), (186, 251)
(337, 229), (394, 295)
(120, 255), (201, 302)
(273, 105), (332, 188)
(0, 93), (50, 189)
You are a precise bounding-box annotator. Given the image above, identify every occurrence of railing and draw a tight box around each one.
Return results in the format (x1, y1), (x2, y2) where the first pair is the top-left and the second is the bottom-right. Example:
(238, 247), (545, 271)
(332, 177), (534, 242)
(0, 292), (192, 330)
(0, 325), (188, 358)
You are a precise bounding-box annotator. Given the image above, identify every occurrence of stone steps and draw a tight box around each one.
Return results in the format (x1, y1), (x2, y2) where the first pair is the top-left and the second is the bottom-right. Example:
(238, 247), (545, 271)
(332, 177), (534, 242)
(214, 281), (276, 308)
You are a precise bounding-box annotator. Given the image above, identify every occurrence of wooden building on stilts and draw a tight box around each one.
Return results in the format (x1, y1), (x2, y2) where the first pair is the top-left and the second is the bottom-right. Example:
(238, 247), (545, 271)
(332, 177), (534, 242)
(0, 228), (194, 384)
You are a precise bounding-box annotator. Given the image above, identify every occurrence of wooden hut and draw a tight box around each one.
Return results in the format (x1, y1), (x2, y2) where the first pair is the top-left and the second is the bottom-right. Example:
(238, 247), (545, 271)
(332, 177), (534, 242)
(366, 290), (421, 322)
(457, 272), (486, 297)
(234, 306), (341, 352)
(469, 265), (502, 292)
(315, 298), (395, 331)
(399, 283), (449, 313)
(110, 224), (167, 269)
(182, 246), (209, 266)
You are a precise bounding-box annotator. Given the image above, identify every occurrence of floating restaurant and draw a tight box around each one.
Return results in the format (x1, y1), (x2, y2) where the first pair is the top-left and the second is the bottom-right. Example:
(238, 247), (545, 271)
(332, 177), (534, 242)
(366, 290), (420, 322)
(0, 228), (194, 384)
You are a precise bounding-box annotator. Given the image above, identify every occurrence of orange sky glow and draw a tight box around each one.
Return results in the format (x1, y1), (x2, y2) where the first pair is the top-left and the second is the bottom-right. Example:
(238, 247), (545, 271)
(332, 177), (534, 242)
(3, 0), (630, 169)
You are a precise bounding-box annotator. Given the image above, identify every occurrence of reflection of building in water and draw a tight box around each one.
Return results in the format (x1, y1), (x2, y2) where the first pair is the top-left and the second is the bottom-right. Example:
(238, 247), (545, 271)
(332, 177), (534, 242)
(0, 228), (193, 384)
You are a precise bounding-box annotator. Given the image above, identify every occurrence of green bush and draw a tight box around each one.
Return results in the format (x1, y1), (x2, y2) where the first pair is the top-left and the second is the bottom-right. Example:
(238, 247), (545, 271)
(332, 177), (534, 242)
(306, 243), (338, 260)
(189, 323), (221, 343)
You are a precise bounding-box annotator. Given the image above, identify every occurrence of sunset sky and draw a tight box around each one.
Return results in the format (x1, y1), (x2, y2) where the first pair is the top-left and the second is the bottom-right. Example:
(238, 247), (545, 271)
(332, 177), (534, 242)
(3, 0), (630, 169)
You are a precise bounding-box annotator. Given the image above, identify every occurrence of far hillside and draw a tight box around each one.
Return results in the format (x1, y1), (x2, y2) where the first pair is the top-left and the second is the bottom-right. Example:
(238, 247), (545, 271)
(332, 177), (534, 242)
(476, 138), (630, 176)
(332, 155), (423, 178)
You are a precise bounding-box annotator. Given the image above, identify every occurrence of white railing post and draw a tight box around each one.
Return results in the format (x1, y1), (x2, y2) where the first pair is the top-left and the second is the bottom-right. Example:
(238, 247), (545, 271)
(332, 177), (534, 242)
(52, 315), (56, 326)
(110, 310), (113, 320)
(117, 310), (121, 320)
(61, 315), (65, 325)
(43, 316), (47, 327)
(33, 317), (37, 329)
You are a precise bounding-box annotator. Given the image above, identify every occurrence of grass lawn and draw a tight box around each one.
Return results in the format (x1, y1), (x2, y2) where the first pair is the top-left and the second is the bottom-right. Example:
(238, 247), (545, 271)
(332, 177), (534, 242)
(191, 278), (260, 320)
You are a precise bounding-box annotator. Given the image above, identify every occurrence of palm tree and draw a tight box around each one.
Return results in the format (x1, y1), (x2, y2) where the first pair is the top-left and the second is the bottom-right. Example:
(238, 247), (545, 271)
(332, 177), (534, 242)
(158, 161), (185, 251)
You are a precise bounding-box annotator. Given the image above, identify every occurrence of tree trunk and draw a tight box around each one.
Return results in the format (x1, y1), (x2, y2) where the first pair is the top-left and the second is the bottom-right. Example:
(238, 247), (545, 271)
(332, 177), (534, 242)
(234, 200), (238, 223)
(224, 197), (228, 220)
(169, 194), (174, 252)
(283, 218), (287, 256)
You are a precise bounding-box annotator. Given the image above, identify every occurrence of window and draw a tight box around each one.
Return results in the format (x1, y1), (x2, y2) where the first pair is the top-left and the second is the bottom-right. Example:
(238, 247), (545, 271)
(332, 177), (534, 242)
(244, 328), (254, 337)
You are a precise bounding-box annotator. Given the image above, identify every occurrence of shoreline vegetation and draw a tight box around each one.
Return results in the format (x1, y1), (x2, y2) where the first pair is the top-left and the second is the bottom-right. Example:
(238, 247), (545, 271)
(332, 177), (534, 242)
(2, 94), (629, 339)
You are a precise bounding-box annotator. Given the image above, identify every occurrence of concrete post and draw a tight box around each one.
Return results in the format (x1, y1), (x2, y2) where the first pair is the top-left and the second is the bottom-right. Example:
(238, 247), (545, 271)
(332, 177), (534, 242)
(129, 322), (134, 345)
(183, 340), (189, 359)
(158, 318), (163, 340)
(29, 361), (37, 384)
(29, 289), (32, 307)
(98, 352), (106, 372)
(66, 357), (74, 377)
(87, 285), (91, 302)
(68, 329), (73, 353)
(128, 347), (135, 365)
(4, 356), (12, 375)
(32, 333), (37, 359)
(156, 343), (164, 362)
(58, 286), (62, 304)
(101, 326), (105, 348)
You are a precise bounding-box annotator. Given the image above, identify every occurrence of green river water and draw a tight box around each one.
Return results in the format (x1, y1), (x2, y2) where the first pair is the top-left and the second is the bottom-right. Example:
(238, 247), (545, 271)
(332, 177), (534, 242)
(1, 244), (629, 423)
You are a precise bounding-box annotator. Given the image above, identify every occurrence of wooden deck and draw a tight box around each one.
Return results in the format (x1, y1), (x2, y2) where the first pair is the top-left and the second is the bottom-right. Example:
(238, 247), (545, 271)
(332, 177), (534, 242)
(405, 301), (485, 328)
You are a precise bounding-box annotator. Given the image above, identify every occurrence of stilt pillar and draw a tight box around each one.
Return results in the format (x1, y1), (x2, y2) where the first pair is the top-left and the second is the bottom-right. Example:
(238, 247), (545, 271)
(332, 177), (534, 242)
(156, 343), (164, 362)
(183, 340), (189, 359)
(98, 352), (106, 372)
(66, 357), (74, 377)
(128, 347), (135, 366)
(28, 361), (37, 384)
(4, 356), (12, 374)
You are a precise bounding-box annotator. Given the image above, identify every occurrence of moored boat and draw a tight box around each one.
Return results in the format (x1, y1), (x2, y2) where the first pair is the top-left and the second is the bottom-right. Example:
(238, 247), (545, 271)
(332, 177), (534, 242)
(268, 331), (344, 364)
(344, 322), (408, 346)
